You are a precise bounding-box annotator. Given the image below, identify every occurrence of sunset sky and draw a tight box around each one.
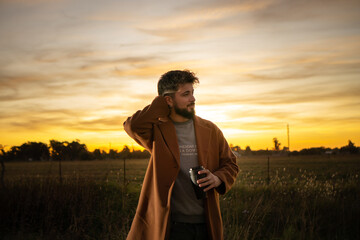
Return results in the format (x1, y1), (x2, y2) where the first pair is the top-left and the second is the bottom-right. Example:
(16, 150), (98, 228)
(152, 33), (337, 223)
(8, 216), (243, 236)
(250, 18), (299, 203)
(1, 0), (360, 152)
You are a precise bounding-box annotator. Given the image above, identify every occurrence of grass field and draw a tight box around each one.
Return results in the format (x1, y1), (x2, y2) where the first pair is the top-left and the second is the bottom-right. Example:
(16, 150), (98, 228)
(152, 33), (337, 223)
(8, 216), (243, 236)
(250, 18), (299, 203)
(0, 155), (359, 239)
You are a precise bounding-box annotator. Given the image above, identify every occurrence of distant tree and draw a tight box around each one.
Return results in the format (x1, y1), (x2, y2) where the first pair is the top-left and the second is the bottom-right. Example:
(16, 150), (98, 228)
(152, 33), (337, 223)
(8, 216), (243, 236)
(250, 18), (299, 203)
(230, 145), (242, 157)
(50, 140), (91, 161)
(273, 138), (281, 151)
(332, 147), (340, 155)
(93, 149), (103, 160)
(50, 140), (67, 161)
(120, 145), (131, 159)
(299, 147), (326, 155)
(231, 145), (241, 153)
(131, 149), (151, 159)
(67, 140), (89, 160)
(340, 140), (358, 154)
(5, 146), (20, 161)
(109, 149), (118, 159)
(245, 146), (252, 155)
(101, 150), (108, 159)
(11, 142), (50, 161)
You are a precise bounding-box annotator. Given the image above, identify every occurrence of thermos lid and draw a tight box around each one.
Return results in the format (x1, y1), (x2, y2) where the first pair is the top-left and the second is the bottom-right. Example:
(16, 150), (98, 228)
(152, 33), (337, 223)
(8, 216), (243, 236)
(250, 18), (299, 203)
(189, 165), (204, 172)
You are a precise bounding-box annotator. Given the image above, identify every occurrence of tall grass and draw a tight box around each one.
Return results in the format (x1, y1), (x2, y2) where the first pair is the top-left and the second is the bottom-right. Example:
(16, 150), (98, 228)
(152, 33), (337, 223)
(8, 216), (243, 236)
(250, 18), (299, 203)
(220, 155), (360, 240)
(221, 184), (359, 240)
(0, 177), (138, 240)
(0, 156), (359, 239)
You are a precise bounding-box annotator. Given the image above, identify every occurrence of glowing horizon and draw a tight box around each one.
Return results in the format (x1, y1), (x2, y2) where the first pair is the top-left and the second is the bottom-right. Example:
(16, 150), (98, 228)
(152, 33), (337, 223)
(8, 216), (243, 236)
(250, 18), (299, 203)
(1, 0), (360, 152)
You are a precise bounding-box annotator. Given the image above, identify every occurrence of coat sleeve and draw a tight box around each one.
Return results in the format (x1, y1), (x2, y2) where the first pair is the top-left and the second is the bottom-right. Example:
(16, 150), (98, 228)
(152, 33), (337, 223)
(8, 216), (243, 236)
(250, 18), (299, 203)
(123, 96), (170, 151)
(213, 128), (239, 195)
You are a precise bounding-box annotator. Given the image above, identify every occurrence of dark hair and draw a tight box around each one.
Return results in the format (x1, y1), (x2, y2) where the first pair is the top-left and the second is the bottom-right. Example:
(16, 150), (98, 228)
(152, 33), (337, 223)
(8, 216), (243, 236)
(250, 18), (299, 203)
(157, 70), (199, 96)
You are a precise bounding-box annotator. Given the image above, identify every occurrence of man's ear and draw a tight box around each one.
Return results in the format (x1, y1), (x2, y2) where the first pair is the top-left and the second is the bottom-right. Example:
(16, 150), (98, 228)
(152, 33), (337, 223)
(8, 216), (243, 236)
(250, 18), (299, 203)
(164, 95), (173, 107)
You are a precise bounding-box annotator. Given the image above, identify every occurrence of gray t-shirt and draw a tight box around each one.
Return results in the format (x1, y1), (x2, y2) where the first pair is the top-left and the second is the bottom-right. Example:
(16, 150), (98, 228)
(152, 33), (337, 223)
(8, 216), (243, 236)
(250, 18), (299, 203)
(170, 119), (205, 223)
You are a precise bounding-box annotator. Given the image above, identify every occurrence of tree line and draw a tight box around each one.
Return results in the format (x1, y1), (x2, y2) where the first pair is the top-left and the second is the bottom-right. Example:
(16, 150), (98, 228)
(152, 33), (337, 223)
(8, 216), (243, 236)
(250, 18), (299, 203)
(0, 140), (150, 162)
(0, 139), (359, 162)
(230, 139), (359, 156)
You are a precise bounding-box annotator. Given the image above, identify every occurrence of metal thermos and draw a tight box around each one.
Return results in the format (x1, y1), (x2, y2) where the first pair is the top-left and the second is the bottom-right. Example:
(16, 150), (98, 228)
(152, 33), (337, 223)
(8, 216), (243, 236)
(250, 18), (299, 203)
(189, 166), (207, 199)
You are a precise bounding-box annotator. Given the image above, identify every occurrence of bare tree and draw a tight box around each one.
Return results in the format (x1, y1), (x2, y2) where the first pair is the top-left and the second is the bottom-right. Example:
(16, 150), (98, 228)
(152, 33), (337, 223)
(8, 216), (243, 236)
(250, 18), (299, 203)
(273, 138), (281, 151)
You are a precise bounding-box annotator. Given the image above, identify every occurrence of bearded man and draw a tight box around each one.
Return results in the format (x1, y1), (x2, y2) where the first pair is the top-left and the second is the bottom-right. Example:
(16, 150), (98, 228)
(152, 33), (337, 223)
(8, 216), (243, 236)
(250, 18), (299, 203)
(123, 70), (239, 240)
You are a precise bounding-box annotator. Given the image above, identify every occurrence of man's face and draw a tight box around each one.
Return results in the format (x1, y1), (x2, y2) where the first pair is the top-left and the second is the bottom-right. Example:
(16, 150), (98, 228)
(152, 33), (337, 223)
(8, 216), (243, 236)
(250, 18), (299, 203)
(172, 83), (196, 119)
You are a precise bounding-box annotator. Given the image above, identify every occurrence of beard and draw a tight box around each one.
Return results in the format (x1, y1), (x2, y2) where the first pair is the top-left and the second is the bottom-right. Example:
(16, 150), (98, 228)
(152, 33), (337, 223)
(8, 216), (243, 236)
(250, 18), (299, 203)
(173, 102), (195, 119)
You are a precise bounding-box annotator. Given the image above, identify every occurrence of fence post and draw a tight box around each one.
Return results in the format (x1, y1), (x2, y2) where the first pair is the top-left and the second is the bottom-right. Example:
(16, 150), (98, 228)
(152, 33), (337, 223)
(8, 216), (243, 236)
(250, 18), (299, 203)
(123, 157), (126, 209)
(0, 158), (5, 188)
(123, 157), (126, 191)
(267, 156), (270, 185)
(59, 158), (62, 183)
(0, 149), (6, 188)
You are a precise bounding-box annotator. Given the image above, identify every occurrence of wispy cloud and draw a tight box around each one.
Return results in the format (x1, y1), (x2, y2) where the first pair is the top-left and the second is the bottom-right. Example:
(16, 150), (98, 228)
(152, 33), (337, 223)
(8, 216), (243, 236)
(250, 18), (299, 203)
(0, 0), (359, 149)
(1, 105), (128, 132)
(136, 0), (274, 42)
(251, 0), (360, 23)
(196, 78), (359, 107)
(80, 56), (161, 71)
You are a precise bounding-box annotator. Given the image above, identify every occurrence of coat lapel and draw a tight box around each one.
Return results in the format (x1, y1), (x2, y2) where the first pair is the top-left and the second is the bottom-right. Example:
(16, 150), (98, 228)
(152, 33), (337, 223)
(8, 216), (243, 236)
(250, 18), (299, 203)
(194, 116), (212, 168)
(158, 120), (180, 166)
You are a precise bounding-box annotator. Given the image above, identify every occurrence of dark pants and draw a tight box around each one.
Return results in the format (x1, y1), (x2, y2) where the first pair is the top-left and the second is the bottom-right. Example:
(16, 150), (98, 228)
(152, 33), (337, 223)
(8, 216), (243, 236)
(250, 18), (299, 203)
(169, 221), (209, 240)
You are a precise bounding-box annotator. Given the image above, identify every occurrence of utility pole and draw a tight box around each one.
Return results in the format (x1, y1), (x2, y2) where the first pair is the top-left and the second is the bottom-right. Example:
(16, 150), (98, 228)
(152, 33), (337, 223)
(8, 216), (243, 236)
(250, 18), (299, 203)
(109, 142), (111, 159)
(287, 124), (290, 151)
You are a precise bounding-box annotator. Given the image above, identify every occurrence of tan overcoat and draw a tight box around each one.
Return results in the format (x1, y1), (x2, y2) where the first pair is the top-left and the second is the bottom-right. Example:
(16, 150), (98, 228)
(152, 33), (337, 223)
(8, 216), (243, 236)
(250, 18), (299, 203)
(123, 96), (239, 240)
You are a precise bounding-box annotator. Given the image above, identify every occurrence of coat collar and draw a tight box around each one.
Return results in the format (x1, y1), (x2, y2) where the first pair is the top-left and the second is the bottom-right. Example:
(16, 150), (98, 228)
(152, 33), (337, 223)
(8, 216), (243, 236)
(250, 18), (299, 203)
(158, 116), (212, 168)
(158, 118), (180, 166)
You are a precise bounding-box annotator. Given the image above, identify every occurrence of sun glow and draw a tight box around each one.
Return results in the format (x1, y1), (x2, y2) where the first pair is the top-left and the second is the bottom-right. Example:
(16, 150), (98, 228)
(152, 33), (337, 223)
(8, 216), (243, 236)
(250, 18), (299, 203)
(1, 0), (359, 151)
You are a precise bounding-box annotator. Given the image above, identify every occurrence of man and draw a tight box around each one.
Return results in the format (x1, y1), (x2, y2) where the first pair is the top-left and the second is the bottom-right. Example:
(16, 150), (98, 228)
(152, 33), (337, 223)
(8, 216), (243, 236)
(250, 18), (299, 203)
(123, 70), (239, 240)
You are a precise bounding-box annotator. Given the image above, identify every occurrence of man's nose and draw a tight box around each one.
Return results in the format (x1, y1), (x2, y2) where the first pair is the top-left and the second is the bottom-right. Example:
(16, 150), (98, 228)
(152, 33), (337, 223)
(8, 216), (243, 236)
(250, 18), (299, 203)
(190, 94), (196, 102)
